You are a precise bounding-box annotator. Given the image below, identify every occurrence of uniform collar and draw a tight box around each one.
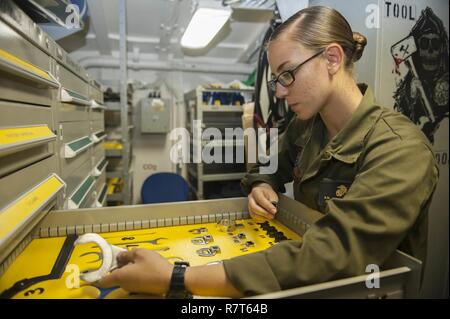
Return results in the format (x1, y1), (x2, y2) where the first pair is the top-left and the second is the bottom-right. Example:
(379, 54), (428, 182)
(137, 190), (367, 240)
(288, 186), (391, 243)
(295, 84), (383, 163)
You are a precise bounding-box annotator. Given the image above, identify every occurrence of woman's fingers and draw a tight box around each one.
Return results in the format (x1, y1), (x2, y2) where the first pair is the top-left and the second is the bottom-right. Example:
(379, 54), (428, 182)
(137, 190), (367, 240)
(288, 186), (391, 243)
(253, 189), (277, 215)
(95, 266), (127, 288)
(248, 196), (274, 221)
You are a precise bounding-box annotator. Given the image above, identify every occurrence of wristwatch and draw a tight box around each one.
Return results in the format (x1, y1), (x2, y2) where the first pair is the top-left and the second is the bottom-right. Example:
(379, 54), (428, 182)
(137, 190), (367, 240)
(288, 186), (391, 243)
(166, 261), (192, 299)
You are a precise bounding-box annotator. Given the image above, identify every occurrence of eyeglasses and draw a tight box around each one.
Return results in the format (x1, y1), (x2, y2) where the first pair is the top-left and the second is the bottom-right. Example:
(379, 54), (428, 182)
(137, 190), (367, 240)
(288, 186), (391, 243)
(268, 50), (324, 92)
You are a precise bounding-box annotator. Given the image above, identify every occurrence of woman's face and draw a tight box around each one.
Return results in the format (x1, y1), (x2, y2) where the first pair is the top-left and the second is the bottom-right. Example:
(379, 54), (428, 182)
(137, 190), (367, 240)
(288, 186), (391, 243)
(267, 38), (331, 120)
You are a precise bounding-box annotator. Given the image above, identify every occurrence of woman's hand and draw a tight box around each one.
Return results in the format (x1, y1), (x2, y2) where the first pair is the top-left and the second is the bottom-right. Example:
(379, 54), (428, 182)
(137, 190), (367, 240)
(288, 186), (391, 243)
(96, 248), (173, 296)
(248, 183), (279, 222)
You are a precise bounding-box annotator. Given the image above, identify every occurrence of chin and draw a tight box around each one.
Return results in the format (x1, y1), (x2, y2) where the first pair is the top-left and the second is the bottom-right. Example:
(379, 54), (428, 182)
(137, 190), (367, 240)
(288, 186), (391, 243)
(295, 110), (313, 121)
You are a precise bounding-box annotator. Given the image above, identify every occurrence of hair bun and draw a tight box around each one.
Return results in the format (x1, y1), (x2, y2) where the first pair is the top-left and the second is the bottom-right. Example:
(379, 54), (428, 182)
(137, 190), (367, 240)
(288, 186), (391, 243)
(352, 32), (367, 62)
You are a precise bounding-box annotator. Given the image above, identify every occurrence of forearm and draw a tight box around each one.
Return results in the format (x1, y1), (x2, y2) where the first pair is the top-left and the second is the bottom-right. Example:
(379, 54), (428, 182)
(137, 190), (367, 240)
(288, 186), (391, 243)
(184, 264), (243, 298)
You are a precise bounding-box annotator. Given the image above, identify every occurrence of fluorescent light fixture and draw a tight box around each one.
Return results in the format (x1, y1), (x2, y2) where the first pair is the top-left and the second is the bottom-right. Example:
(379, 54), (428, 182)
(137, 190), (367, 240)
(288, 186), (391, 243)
(181, 8), (232, 49)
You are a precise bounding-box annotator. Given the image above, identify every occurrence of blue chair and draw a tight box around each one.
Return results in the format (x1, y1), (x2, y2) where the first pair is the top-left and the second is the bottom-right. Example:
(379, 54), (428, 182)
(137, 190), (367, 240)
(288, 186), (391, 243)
(141, 172), (190, 204)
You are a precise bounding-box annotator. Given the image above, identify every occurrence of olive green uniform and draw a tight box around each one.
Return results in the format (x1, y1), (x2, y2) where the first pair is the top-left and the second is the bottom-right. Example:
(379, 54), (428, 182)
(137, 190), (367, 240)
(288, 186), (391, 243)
(222, 85), (439, 296)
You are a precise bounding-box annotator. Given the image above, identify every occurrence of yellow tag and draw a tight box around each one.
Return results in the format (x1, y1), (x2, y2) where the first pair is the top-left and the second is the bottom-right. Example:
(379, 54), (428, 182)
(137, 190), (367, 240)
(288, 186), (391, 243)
(0, 175), (64, 241)
(0, 126), (54, 146)
(0, 48), (51, 80)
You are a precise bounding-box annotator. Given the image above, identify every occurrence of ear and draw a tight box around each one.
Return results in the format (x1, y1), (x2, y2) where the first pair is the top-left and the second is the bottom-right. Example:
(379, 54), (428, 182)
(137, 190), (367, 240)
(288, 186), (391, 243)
(324, 44), (344, 75)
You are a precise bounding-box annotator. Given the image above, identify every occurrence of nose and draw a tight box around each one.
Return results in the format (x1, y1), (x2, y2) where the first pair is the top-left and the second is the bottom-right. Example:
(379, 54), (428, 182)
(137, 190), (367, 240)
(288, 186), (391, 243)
(275, 83), (289, 99)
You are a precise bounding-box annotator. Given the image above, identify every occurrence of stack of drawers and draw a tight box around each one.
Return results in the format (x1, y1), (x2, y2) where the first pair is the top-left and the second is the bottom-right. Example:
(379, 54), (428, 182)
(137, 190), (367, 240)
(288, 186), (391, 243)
(0, 0), (106, 220)
(0, 0), (64, 257)
(53, 50), (107, 210)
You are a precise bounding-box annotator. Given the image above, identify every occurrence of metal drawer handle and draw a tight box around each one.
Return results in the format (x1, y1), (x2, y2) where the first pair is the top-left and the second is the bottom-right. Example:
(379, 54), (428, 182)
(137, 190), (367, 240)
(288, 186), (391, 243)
(60, 88), (91, 106)
(92, 183), (108, 208)
(67, 174), (96, 209)
(92, 158), (108, 177)
(0, 125), (56, 157)
(91, 100), (106, 110)
(0, 49), (59, 89)
(63, 136), (93, 158)
(90, 131), (106, 144)
(0, 173), (65, 246)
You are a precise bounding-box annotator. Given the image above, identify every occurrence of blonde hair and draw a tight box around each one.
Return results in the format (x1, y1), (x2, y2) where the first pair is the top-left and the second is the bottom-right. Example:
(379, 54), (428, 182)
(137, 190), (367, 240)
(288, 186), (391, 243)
(269, 6), (367, 68)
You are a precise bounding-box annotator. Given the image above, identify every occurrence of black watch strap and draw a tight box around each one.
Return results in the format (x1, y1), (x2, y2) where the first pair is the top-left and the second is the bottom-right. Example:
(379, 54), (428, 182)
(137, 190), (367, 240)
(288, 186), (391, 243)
(166, 261), (191, 299)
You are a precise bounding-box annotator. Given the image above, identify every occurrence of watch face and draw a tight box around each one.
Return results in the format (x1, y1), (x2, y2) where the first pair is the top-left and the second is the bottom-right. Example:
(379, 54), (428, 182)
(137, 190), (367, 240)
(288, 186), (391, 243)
(175, 261), (190, 267)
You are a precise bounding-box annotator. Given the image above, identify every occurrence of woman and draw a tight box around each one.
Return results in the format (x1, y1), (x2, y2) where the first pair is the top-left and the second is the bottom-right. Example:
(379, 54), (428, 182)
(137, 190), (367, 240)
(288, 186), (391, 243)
(97, 6), (438, 298)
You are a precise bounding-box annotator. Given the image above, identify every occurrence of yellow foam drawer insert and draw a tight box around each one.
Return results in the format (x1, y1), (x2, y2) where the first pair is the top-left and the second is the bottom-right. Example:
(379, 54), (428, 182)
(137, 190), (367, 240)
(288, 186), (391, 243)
(0, 219), (301, 299)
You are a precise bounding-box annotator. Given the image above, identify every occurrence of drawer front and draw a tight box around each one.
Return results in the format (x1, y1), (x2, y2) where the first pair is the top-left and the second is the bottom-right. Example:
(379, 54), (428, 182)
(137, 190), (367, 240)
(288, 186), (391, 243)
(63, 157), (92, 198)
(91, 140), (105, 159)
(0, 155), (58, 209)
(56, 63), (89, 101)
(59, 121), (91, 146)
(92, 147), (106, 169)
(60, 145), (91, 180)
(84, 174), (106, 208)
(91, 120), (105, 133)
(58, 121), (93, 168)
(0, 22), (57, 106)
(90, 85), (104, 104)
(90, 108), (104, 122)
(0, 101), (56, 177)
(0, 0), (56, 57)
(56, 102), (90, 122)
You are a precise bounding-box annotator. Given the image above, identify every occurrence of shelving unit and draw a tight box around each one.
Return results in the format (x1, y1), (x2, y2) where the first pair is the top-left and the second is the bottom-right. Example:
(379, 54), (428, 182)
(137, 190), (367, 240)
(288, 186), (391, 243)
(104, 85), (134, 206)
(184, 86), (254, 199)
(104, 85), (135, 205)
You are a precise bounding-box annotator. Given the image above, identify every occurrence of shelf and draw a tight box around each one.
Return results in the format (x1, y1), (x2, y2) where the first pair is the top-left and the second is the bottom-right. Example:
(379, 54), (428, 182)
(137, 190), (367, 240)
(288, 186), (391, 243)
(200, 105), (243, 112)
(200, 87), (254, 93)
(105, 149), (123, 157)
(106, 166), (133, 178)
(201, 172), (246, 182)
(107, 193), (124, 202)
(104, 101), (133, 112)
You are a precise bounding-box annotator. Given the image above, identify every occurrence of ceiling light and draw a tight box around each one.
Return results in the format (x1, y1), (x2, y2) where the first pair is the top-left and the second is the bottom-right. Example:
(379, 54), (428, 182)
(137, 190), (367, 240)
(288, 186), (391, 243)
(181, 8), (232, 50)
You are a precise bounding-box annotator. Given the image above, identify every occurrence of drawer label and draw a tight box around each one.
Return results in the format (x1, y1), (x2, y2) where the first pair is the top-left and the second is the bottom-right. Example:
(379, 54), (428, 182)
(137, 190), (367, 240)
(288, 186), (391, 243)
(0, 125), (55, 146)
(0, 175), (64, 241)
(0, 48), (52, 81)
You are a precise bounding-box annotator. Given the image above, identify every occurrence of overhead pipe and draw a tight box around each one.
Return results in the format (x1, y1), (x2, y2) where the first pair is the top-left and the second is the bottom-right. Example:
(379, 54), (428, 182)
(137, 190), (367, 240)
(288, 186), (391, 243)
(79, 56), (254, 75)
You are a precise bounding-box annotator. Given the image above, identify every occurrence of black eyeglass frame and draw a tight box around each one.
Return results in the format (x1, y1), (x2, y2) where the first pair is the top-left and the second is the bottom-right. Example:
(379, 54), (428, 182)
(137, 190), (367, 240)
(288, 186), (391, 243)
(268, 50), (324, 92)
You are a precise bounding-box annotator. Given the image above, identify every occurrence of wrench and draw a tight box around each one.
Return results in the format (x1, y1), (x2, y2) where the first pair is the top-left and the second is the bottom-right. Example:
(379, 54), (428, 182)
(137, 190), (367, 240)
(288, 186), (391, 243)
(74, 233), (126, 283)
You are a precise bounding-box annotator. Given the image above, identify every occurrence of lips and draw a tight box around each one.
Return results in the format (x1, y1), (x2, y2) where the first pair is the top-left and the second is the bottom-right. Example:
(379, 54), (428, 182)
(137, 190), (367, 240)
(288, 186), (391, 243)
(288, 102), (300, 109)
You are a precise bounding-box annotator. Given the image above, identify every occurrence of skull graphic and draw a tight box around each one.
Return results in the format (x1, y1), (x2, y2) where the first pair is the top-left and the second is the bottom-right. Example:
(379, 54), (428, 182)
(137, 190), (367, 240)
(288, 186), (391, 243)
(418, 33), (441, 72)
